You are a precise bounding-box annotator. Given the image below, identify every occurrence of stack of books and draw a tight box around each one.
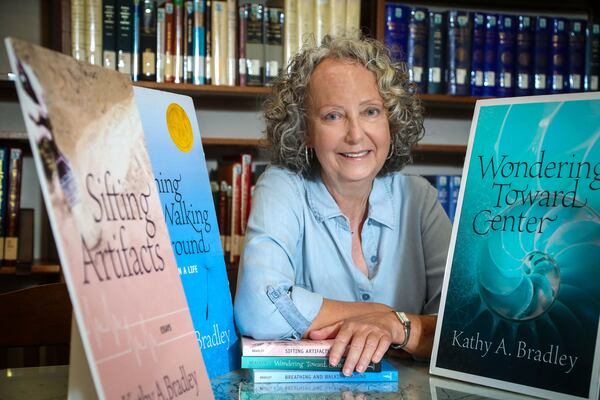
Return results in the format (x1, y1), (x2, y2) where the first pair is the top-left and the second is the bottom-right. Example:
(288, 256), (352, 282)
(241, 337), (398, 384)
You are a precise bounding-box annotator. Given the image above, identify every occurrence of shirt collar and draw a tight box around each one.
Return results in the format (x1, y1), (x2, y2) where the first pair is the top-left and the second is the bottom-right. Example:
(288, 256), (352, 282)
(305, 174), (396, 229)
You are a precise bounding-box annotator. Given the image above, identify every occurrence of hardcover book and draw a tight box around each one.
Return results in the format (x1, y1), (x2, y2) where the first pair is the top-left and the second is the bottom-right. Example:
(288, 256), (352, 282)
(406, 7), (428, 93)
(567, 19), (586, 93)
(446, 11), (471, 96)
(431, 92), (600, 400)
(6, 38), (213, 399)
(584, 23), (600, 92)
(533, 16), (551, 95)
(426, 11), (446, 94)
(515, 16), (533, 97)
(549, 17), (568, 94)
(384, 3), (409, 64)
(251, 358), (398, 383)
(116, 0), (133, 75)
(2, 148), (22, 267)
(102, 0), (117, 69)
(482, 14), (498, 97)
(470, 13), (486, 97)
(496, 15), (516, 98)
(0, 148), (9, 266)
(135, 87), (239, 378)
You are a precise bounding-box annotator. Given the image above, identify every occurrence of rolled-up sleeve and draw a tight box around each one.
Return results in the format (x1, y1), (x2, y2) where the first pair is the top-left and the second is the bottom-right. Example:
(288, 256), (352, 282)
(234, 167), (323, 339)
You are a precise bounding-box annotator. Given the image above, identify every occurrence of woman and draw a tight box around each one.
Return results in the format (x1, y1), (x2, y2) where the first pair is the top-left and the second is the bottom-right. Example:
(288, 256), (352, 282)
(234, 35), (451, 376)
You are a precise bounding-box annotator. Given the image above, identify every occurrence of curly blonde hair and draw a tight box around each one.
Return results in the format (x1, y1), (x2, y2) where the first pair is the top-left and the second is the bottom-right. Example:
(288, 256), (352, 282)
(263, 35), (424, 176)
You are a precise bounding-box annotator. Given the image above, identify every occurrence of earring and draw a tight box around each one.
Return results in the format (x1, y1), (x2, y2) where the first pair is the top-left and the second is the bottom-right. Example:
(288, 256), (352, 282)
(386, 140), (395, 160)
(305, 146), (313, 165)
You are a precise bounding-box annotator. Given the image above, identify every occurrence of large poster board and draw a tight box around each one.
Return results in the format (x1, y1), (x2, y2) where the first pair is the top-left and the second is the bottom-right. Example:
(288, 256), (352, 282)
(6, 38), (213, 399)
(431, 93), (600, 400)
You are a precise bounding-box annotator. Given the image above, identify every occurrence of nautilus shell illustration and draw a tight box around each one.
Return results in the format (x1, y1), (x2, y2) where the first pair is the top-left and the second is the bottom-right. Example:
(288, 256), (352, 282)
(477, 197), (600, 321)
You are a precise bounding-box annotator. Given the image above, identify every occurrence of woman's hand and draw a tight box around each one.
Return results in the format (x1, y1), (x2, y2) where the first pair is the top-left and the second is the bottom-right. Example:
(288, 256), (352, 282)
(308, 311), (401, 376)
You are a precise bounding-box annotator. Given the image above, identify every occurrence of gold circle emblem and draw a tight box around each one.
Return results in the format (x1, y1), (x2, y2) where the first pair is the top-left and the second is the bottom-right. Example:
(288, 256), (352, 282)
(166, 103), (193, 152)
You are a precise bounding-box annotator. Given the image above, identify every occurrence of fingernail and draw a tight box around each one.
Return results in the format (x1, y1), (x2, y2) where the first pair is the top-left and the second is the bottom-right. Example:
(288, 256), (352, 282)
(343, 368), (352, 376)
(330, 358), (339, 366)
(356, 365), (365, 373)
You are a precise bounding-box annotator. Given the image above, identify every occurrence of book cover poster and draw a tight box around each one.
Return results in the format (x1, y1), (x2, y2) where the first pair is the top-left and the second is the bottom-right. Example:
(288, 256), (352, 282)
(5, 38), (213, 399)
(134, 86), (239, 378)
(431, 93), (600, 400)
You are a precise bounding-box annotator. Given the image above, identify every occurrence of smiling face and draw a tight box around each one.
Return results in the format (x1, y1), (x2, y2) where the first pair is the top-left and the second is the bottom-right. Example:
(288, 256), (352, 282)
(306, 58), (391, 193)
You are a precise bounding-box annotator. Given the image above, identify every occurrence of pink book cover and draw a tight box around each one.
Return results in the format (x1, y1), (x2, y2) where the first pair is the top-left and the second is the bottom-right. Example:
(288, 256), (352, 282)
(241, 337), (334, 357)
(5, 37), (213, 400)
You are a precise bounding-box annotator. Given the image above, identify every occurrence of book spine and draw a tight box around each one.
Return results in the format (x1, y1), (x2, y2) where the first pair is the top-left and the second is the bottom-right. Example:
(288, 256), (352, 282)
(192, 0), (205, 85)
(496, 15), (516, 97)
(251, 367), (397, 383)
(174, 0), (184, 83)
(345, 0), (361, 39)
(205, 0), (212, 84)
(406, 7), (428, 93)
(241, 356), (380, 372)
(585, 23), (600, 91)
(164, 0), (175, 82)
(514, 15), (533, 96)
(245, 3), (264, 86)
(86, 0), (103, 66)
(470, 12), (486, 96)
(296, 0), (314, 49)
(3, 148), (23, 267)
(283, 0), (298, 69)
(435, 175), (450, 218)
(71, 0), (86, 61)
(549, 17), (568, 94)
(384, 4), (409, 63)
(229, 163), (242, 264)
(139, 0), (157, 81)
(238, 4), (248, 86)
(446, 11), (471, 96)
(264, 7), (284, 86)
(533, 16), (550, 95)
(156, 6), (165, 82)
(102, 0), (117, 69)
(481, 14), (497, 97)
(211, 0), (227, 85)
(329, 0), (346, 38)
(240, 154), (252, 236)
(567, 19), (586, 92)
(218, 180), (228, 250)
(226, 0), (237, 86)
(427, 11), (446, 94)
(314, 0), (331, 46)
(117, 0), (133, 75)
(0, 148), (9, 266)
(448, 175), (461, 224)
(132, 0), (141, 80)
(183, 1), (194, 83)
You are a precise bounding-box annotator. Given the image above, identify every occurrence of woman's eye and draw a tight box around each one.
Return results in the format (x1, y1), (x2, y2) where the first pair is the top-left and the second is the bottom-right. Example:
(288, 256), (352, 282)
(324, 112), (341, 121)
(365, 107), (380, 117)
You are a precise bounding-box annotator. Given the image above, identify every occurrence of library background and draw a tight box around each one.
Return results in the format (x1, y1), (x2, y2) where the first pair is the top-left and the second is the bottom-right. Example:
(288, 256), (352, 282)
(0, 0), (598, 377)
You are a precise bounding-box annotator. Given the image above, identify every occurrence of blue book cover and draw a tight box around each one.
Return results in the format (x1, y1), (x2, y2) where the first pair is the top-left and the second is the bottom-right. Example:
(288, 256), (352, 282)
(134, 87), (240, 378)
(193, 0), (206, 85)
(251, 358), (398, 383)
(470, 12), (485, 96)
(427, 11), (446, 94)
(567, 19), (586, 93)
(549, 17), (568, 94)
(482, 14), (498, 97)
(406, 7), (428, 93)
(584, 23), (600, 92)
(384, 3), (410, 63)
(533, 17), (551, 95)
(446, 11), (471, 96)
(447, 175), (461, 224)
(496, 15), (516, 97)
(431, 93), (600, 400)
(515, 16), (533, 97)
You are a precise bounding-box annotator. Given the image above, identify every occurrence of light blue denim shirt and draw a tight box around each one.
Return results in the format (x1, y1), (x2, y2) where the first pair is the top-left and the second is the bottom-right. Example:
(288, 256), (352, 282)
(234, 166), (451, 340)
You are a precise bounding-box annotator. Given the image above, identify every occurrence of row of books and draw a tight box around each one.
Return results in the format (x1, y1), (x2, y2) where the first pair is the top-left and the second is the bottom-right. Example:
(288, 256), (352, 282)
(385, 3), (600, 96)
(424, 175), (461, 223)
(71, 0), (361, 87)
(241, 337), (398, 384)
(0, 148), (23, 268)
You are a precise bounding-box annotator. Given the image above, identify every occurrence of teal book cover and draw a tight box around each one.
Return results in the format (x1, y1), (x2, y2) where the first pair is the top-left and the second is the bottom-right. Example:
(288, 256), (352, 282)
(134, 87), (240, 378)
(431, 93), (600, 400)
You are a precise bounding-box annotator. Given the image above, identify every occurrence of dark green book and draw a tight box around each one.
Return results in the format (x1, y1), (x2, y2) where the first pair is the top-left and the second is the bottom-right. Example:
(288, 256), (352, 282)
(241, 356), (381, 372)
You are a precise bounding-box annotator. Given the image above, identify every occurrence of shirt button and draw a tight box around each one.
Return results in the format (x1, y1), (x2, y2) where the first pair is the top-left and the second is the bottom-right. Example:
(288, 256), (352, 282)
(370, 256), (378, 263)
(361, 293), (370, 301)
(367, 220), (372, 225)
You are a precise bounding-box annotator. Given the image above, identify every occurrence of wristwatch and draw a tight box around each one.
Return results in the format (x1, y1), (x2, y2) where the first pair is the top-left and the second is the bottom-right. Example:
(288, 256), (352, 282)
(390, 311), (411, 349)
